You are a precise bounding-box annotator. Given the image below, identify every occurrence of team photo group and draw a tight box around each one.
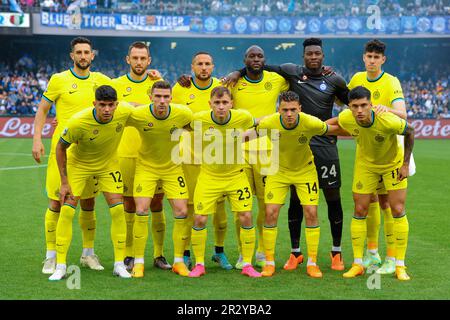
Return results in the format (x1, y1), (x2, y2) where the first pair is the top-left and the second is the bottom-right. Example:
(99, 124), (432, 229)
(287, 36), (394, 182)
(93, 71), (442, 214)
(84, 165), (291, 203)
(32, 35), (415, 283)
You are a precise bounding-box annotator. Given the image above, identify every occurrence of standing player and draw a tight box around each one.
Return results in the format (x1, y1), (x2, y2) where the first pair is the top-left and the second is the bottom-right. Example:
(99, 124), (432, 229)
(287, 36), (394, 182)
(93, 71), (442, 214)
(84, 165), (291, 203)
(172, 52), (232, 270)
(188, 86), (261, 278)
(112, 42), (170, 271)
(335, 86), (414, 281)
(229, 45), (289, 269)
(51, 85), (132, 280)
(258, 91), (344, 278)
(128, 81), (193, 278)
(32, 37), (112, 274)
(348, 39), (416, 274)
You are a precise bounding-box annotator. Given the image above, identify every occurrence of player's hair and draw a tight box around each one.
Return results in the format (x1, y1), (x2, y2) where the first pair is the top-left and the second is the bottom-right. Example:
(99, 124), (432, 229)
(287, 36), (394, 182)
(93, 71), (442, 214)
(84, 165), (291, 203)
(244, 45), (264, 58)
(151, 80), (172, 93)
(128, 41), (150, 56)
(279, 91), (300, 104)
(348, 86), (371, 102)
(192, 51), (213, 63)
(95, 85), (117, 101)
(364, 39), (386, 55)
(211, 86), (232, 99)
(303, 38), (322, 52)
(70, 37), (92, 52)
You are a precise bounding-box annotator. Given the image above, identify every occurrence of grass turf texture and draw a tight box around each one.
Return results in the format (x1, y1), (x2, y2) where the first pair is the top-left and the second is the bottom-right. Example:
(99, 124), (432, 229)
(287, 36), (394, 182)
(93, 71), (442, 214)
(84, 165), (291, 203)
(0, 138), (448, 300)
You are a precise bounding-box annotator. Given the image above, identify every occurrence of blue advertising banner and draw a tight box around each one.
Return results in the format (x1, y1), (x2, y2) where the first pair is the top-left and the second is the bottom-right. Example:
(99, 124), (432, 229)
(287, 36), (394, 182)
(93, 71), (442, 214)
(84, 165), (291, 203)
(40, 12), (449, 35)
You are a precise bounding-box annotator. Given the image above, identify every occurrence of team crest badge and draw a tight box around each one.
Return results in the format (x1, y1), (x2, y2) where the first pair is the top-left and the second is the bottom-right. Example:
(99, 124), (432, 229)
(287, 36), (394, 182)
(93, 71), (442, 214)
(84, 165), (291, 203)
(72, 84), (77, 89)
(298, 135), (308, 144)
(197, 202), (204, 211)
(356, 181), (363, 190)
(320, 82), (327, 91)
(242, 83), (247, 86)
(93, 129), (99, 135)
(373, 90), (380, 100)
(136, 184), (142, 193)
(126, 87), (132, 92)
(302, 75), (308, 81)
(264, 82), (273, 91)
(116, 123), (123, 132)
(375, 134), (385, 142)
(189, 94), (195, 100)
(148, 122), (153, 127)
(55, 189), (60, 198)
(267, 191), (274, 200)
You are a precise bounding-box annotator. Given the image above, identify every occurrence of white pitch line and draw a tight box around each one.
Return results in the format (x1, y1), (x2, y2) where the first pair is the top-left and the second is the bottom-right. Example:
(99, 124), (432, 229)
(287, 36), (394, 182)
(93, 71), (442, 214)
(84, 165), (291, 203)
(0, 153), (49, 157)
(0, 164), (47, 171)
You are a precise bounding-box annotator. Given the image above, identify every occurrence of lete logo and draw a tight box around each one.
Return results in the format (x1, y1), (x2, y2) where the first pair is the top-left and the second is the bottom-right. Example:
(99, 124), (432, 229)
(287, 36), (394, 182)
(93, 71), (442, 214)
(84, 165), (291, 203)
(0, 117), (55, 138)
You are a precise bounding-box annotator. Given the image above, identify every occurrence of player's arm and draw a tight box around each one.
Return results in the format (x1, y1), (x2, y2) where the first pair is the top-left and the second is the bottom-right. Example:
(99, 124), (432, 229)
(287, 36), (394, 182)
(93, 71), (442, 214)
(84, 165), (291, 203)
(325, 117), (350, 136)
(55, 138), (74, 205)
(398, 124), (415, 181)
(373, 100), (407, 119)
(32, 98), (53, 163)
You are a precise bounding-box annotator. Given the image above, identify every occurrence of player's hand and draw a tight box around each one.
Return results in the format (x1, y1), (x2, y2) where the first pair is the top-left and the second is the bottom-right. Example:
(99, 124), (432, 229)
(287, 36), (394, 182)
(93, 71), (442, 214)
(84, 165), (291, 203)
(221, 71), (241, 87)
(374, 105), (389, 115)
(177, 74), (192, 88)
(59, 183), (74, 206)
(147, 69), (162, 80)
(398, 163), (409, 181)
(322, 65), (335, 76)
(32, 139), (45, 163)
(51, 118), (58, 129)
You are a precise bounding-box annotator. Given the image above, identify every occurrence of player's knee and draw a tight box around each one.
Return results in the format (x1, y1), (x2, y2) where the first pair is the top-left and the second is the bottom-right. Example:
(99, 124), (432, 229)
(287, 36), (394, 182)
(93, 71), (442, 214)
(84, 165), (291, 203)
(378, 195), (390, 210)
(123, 197), (136, 213)
(265, 206), (279, 225)
(80, 198), (95, 211)
(193, 215), (207, 228)
(136, 210), (149, 216)
(354, 203), (369, 217)
(49, 199), (61, 212)
(150, 196), (163, 212)
(303, 207), (318, 223)
(390, 203), (405, 216)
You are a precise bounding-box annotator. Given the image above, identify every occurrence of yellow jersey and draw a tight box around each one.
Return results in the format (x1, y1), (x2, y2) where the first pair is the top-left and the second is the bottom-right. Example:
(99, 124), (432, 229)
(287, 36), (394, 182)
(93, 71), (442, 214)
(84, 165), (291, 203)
(128, 103), (193, 170)
(338, 109), (408, 170)
(257, 112), (328, 173)
(43, 68), (112, 140)
(60, 102), (133, 172)
(348, 71), (404, 108)
(172, 77), (222, 114)
(112, 73), (162, 158)
(191, 109), (255, 177)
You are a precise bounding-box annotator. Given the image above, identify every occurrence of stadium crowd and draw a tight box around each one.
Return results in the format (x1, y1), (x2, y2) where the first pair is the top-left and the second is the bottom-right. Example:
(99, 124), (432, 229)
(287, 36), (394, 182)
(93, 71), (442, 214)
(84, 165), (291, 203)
(3, 0), (449, 16)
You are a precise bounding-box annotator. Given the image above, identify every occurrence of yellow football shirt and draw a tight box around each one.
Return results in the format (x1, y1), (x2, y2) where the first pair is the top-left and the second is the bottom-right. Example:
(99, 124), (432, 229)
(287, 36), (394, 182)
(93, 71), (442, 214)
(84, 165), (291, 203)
(231, 70), (289, 118)
(112, 73), (162, 158)
(128, 103), (193, 170)
(338, 109), (408, 170)
(191, 109), (255, 177)
(348, 71), (404, 108)
(43, 68), (112, 139)
(60, 102), (133, 171)
(172, 77), (222, 113)
(257, 112), (328, 173)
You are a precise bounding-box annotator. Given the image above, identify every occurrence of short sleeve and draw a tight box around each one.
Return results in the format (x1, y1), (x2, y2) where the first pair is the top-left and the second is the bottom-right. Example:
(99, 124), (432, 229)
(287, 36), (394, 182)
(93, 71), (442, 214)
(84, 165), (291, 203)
(182, 106), (194, 126)
(307, 114), (328, 136)
(42, 74), (60, 103)
(338, 109), (352, 132)
(390, 77), (404, 104)
(384, 112), (407, 135)
(347, 73), (358, 90)
(60, 119), (79, 145)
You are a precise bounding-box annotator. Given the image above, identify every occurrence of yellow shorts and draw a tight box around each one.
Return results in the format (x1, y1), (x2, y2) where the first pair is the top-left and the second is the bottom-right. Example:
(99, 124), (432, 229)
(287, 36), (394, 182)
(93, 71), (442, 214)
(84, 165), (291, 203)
(265, 165), (319, 206)
(194, 170), (252, 215)
(244, 165), (266, 201)
(119, 157), (163, 197)
(67, 161), (123, 199)
(352, 163), (408, 194)
(133, 162), (188, 199)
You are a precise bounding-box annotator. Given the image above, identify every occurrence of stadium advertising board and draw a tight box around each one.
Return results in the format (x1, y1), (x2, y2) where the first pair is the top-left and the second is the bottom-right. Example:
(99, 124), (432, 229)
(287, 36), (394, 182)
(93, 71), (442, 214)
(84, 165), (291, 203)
(0, 12), (30, 28)
(0, 117), (54, 138)
(0, 118), (449, 139)
(39, 12), (449, 35)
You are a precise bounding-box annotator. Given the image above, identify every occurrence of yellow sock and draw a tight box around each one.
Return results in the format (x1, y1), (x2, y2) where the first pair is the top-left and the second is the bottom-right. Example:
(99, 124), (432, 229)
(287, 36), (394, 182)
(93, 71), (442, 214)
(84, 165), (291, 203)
(366, 202), (380, 251)
(151, 210), (166, 258)
(234, 212), (242, 254)
(124, 211), (135, 257)
(213, 201), (227, 248)
(184, 205), (195, 252)
(173, 217), (188, 259)
(394, 214), (409, 262)
(240, 226), (256, 265)
(351, 217), (367, 260)
(191, 227), (207, 265)
(256, 198), (265, 253)
(305, 226), (320, 263)
(45, 208), (59, 251)
(383, 207), (396, 258)
(262, 226), (277, 262)
(79, 209), (96, 250)
(55, 204), (76, 265)
(109, 203), (127, 263)
(133, 214), (149, 260)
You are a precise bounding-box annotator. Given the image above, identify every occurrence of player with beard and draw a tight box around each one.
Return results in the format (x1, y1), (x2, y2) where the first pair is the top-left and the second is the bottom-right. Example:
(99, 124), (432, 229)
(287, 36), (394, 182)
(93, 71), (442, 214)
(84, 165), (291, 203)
(112, 42), (170, 272)
(225, 38), (349, 271)
(33, 37), (112, 275)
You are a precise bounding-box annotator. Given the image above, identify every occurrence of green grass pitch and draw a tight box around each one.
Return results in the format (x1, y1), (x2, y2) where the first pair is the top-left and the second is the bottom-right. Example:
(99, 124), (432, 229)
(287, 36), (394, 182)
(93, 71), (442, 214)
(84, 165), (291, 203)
(0, 138), (449, 300)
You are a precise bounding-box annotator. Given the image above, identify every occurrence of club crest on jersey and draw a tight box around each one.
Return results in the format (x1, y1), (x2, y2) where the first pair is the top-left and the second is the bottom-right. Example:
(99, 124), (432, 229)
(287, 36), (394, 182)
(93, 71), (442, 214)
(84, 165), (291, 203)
(264, 82), (273, 91)
(298, 134), (308, 144)
(375, 134), (385, 142)
(93, 129), (99, 135)
(267, 191), (274, 200)
(72, 84), (77, 89)
(320, 82), (327, 91)
(147, 122), (153, 127)
(352, 129), (359, 137)
(356, 181), (363, 190)
(373, 90), (381, 100)
(302, 75), (308, 81)
(242, 83), (247, 86)
(189, 94), (195, 100)
(116, 123), (123, 132)
(126, 87), (132, 92)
